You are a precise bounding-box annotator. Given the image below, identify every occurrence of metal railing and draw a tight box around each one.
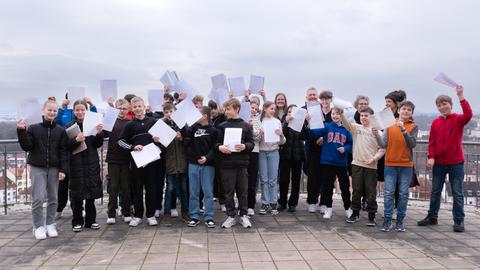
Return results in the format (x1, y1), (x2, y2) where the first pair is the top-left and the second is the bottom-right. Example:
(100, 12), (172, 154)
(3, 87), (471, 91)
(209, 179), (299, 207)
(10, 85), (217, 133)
(1, 139), (479, 214)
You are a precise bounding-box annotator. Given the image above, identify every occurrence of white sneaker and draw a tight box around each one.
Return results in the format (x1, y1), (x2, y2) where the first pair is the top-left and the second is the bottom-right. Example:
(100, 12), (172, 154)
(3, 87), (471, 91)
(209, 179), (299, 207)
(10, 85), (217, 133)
(154, 209), (161, 218)
(323, 208), (333, 219)
(247, 208), (255, 216)
(345, 208), (353, 218)
(147, 217), (158, 226)
(319, 205), (327, 214)
(33, 226), (47, 240)
(171, 209), (179, 217)
(55, 211), (62, 220)
(107, 218), (116, 224)
(45, 224), (58, 238)
(220, 204), (226, 212)
(221, 216), (236, 228)
(129, 217), (142, 227)
(123, 216), (132, 223)
(239, 215), (252, 228)
(308, 204), (317, 213)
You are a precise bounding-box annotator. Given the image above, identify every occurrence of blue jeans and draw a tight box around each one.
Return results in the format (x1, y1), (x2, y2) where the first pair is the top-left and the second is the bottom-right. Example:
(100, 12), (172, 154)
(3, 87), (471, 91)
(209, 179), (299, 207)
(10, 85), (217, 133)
(383, 166), (413, 222)
(428, 163), (465, 222)
(259, 150), (280, 205)
(188, 164), (215, 221)
(164, 173), (188, 213)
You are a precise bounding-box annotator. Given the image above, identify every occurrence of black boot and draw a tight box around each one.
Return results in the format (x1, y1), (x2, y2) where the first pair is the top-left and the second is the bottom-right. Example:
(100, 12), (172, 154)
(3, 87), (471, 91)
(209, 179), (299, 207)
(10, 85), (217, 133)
(417, 216), (438, 226)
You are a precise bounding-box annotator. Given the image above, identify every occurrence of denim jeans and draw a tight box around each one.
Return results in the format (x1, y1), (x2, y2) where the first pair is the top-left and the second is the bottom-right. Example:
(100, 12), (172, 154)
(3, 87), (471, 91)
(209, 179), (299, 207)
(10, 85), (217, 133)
(188, 164), (215, 220)
(428, 163), (465, 222)
(164, 173), (188, 213)
(259, 150), (280, 205)
(383, 166), (413, 221)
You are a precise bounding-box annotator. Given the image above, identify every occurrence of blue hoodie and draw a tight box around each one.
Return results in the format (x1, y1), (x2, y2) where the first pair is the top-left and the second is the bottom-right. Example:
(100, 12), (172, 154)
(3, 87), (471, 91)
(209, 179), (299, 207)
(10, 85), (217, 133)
(57, 106), (97, 127)
(310, 122), (352, 167)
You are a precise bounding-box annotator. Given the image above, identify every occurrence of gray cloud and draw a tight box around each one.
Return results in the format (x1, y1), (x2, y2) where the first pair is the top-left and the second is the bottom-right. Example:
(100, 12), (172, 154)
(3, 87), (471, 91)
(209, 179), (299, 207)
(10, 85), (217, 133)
(0, 0), (479, 113)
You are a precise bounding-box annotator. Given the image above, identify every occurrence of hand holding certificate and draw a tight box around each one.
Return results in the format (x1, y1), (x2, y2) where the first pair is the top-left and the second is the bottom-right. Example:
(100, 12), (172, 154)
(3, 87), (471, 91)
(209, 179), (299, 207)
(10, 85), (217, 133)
(371, 107), (396, 130)
(248, 75), (264, 95)
(223, 128), (242, 152)
(434, 72), (458, 88)
(83, 111), (104, 136)
(148, 119), (177, 147)
(262, 119), (280, 143)
(288, 107), (307, 132)
(228, 77), (246, 97)
(307, 101), (324, 129)
(130, 143), (161, 168)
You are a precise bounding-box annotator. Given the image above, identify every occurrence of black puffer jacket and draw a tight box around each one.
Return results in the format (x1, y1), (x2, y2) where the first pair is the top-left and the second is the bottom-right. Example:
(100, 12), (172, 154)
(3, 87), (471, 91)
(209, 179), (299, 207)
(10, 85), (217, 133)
(17, 118), (68, 173)
(66, 121), (104, 200)
(279, 121), (306, 161)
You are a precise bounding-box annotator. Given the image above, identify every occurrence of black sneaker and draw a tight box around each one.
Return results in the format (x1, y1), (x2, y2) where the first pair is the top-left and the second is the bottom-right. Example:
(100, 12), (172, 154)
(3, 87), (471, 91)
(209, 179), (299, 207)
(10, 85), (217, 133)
(453, 220), (465, 232)
(287, 205), (296, 212)
(259, 204), (270, 215)
(187, 219), (200, 227)
(417, 216), (438, 226)
(270, 204), (279, 215)
(346, 211), (360, 223)
(366, 213), (376, 227)
(277, 204), (287, 212)
(205, 220), (216, 228)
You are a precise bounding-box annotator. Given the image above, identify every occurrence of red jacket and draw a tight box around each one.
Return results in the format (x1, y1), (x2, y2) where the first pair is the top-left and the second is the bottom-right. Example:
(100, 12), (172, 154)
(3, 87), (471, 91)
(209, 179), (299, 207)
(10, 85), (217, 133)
(428, 99), (472, 165)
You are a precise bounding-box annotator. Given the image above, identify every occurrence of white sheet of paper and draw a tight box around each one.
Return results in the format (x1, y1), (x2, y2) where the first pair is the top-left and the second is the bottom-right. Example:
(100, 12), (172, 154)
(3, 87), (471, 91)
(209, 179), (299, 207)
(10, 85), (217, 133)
(262, 119), (280, 143)
(371, 107), (396, 130)
(228, 77), (246, 97)
(223, 128), (242, 152)
(212, 88), (229, 106)
(249, 75), (264, 94)
(67, 87), (85, 109)
(288, 107), (307, 132)
(174, 79), (197, 99)
(130, 143), (161, 168)
(160, 70), (180, 88)
(148, 119), (177, 147)
(171, 100), (202, 128)
(100, 80), (117, 102)
(333, 97), (354, 110)
(83, 111), (103, 136)
(239, 101), (251, 122)
(211, 73), (229, 90)
(148, 89), (164, 112)
(307, 102), (324, 129)
(16, 98), (42, 126)
(102, 106), (119, 132)
(434, 72), (458, 88)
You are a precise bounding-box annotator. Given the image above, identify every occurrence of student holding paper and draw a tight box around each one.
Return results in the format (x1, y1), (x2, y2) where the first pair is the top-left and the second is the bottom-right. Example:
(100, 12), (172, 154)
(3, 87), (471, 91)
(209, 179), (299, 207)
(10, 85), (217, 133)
(184, 106), (217, 228)
(215, 98), (254, 228)
(118, 97), (162, 227)
(278, 105), (307, 212)
(247, 98), (262, 216)
(17, 99), (68, 240)
(417, 85), (472, 232)
(208, 100), (227, 211)
(258, 101), (286, 215)
(56, 96), (97, 220)
(65, 100), (104, 232)
(310, 107), (353, 219)
(374, 101), (418, 232)
(104, 99), (132, 225)
(305, 89), (333, 214)
(341, 107), (385, 226)
(161, 103), (190, 224)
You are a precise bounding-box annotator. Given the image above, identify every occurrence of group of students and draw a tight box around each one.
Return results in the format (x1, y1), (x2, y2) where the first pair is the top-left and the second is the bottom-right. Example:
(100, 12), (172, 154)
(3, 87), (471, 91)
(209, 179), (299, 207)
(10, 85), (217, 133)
(17, 84), (472, 240)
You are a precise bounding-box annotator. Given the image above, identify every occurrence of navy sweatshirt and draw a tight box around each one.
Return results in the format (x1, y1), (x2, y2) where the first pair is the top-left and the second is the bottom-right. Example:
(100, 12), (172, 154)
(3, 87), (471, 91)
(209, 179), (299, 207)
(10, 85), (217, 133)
(310, 121), (352, 167)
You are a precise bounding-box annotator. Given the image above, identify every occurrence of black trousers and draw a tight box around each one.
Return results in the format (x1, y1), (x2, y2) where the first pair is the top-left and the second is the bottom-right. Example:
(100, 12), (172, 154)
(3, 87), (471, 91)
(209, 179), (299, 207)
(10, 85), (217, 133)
(278, 159), (302, 207)
(320, 164), (351, 209)
(221, 167), (248, 217)
(71, 198), (96, 227)
(306, 150), (323, 205)
(57, 175), (69, 212)
(154, 159), (166, 211)
(107, 163), (131, 218)
(247, 152), (259, 209)
(213, 163), (224, 205)
(131, 160), (159, 218)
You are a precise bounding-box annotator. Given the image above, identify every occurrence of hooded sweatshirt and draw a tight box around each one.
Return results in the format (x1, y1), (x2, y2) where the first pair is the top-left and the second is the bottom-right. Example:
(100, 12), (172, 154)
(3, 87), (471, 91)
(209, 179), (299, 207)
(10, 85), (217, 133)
(310, 121), (352, 167)
(185, 121), (217, 166)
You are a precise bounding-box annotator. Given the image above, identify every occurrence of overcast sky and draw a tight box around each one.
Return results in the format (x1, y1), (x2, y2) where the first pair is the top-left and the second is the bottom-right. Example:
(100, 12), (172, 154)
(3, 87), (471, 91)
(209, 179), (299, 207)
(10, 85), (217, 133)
(0, 0), (479, 114)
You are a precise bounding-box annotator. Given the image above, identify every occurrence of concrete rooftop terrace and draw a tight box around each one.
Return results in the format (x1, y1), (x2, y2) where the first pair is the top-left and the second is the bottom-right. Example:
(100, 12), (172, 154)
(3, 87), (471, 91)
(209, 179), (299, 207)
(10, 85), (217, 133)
(1, 196), (480, 270)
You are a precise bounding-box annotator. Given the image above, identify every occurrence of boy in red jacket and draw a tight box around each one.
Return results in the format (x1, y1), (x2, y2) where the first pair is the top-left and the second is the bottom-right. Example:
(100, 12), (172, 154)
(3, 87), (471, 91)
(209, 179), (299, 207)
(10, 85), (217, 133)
(417, 85), (472, 232)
